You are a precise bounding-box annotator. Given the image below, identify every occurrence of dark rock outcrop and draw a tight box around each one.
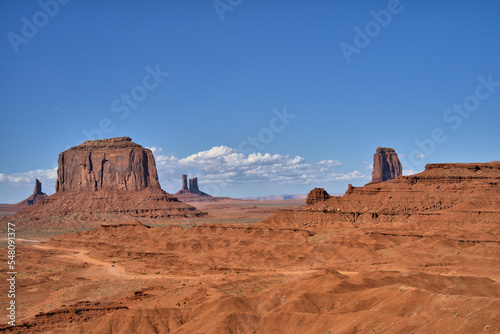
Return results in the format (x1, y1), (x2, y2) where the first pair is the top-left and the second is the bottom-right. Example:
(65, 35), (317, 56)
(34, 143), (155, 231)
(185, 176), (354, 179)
(182, 174), (188, 191)
(372, 147), (402, 182)
(306, 188), (331, 206)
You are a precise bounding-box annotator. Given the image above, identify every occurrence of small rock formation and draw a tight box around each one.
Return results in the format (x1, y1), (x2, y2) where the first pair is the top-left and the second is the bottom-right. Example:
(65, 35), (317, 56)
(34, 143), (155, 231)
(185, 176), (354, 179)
(16, 137), (205, 220)
(371, 147), (402, 182)
(175, 175), (208, 196)
(174, 175), (232, 202)
(34, 179), (43, 195)
(189, 177), (201, 194)
(56, 137), (160, 192)
(27, 179), (48, 206)
(0, 179), (48, 212)
(306, 188), (331, 205)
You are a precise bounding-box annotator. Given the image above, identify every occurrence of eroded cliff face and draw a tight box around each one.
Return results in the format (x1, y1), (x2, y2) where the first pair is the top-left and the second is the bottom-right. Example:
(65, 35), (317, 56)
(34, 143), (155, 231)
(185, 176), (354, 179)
(372, 147), (402, 182)
(278, 161), (500, 228)
(56, 137), (160, 192)
(306, 188), (331, 206)
(310, 162), (500, 212)
(14, 137), (205, 221)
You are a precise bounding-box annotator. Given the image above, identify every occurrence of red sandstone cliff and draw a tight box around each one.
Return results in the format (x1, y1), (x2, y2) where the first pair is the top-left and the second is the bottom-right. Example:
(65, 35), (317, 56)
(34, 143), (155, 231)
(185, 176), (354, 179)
(309, 162), (500, 213)
(56, 137), (160, 192)
(266, 161), (500, 229)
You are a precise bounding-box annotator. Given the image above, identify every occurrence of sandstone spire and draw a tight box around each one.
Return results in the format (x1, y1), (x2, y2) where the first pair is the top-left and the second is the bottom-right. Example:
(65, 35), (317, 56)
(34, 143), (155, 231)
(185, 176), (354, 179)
(175, 175), (212, 200)
(34, 179), (42, 195)
(189, 177), (200, 194)
(371, 147), (402, 182)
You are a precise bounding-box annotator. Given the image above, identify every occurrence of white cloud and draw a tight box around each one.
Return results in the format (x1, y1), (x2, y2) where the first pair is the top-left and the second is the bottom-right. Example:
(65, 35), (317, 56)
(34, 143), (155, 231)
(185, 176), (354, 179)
(363, 161), (373, 170)
(317, 160), (343, 167)
(146, 146), (163, 155)
(0, 168), (57, 185)
(153, 146), (367, 190)
(334, 170), (364, 181)
(0, 147), (368, 197)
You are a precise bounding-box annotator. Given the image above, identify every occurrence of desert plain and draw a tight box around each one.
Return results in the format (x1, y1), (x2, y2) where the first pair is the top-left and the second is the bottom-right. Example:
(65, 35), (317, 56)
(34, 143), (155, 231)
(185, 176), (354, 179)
(1, 138), (499, 333)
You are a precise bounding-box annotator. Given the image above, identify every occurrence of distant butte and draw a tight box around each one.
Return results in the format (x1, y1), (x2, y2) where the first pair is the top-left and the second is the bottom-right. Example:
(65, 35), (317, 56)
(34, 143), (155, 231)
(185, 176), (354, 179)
(174, 174), (233, 202)
(0, 179), (48, 213)
(371, 147), (402, 182)
(175, 175), (209, 197)
(16, 137), (205, 221)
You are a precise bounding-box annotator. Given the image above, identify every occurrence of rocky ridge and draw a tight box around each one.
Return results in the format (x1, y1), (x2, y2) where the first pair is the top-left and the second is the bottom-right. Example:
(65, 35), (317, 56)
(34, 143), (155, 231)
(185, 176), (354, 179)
(271, 161), (500, 229)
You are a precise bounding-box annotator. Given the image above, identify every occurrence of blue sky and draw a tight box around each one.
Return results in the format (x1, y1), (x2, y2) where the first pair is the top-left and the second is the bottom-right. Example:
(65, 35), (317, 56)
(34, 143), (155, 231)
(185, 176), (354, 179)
(0, 0), (499, 202)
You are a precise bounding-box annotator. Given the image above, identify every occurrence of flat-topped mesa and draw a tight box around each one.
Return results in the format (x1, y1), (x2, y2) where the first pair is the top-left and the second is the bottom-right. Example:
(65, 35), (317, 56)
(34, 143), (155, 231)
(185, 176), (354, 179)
(372, 147), (402, 182)
(422, 162), (500, 176)
(56, 137), (160, 192)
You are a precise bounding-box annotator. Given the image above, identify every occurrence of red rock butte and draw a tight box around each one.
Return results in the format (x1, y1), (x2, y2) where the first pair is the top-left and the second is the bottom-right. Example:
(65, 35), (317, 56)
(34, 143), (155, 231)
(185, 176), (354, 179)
(371, 147), (402, 183)
(16, 137), (205, 220)
(56, 137), (160, 192)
